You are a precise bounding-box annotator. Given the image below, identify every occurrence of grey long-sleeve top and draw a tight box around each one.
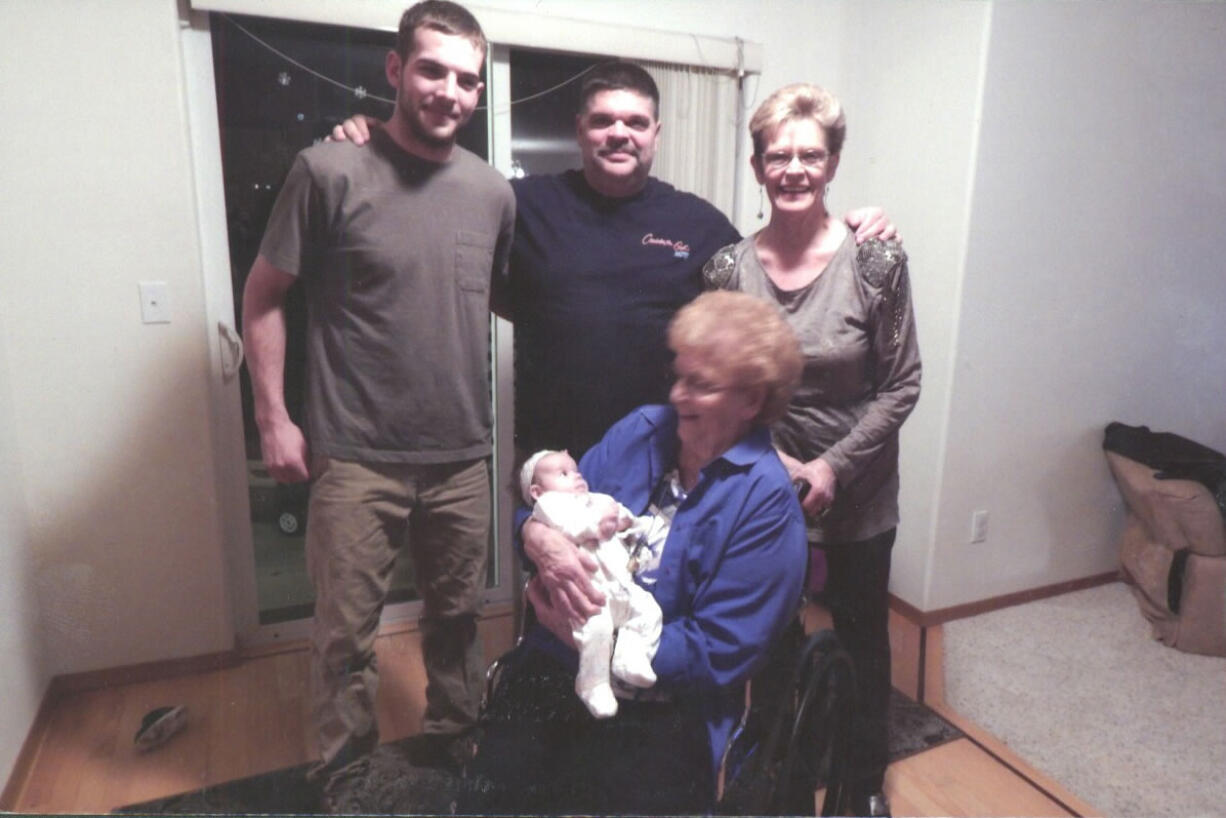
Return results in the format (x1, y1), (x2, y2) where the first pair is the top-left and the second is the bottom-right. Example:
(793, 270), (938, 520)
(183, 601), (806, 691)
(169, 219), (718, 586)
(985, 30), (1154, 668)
(703, 233), (921, 542)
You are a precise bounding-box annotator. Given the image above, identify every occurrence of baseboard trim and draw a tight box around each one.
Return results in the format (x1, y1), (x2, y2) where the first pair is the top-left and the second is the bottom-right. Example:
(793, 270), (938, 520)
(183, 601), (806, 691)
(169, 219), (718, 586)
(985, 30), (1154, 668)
(890, 571), (1120, 628)
(49, 649), (243, 697)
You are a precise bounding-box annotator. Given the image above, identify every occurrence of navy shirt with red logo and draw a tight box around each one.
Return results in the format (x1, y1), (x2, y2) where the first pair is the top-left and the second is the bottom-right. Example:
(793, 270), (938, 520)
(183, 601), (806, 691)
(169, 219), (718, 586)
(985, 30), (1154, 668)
(498, 170), (740, 457)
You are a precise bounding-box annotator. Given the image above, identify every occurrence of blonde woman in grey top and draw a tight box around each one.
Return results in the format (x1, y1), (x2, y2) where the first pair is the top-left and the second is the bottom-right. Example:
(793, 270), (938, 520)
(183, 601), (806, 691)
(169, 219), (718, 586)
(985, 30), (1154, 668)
(703, 83), (920, 818)
(703, 235), (919, 540)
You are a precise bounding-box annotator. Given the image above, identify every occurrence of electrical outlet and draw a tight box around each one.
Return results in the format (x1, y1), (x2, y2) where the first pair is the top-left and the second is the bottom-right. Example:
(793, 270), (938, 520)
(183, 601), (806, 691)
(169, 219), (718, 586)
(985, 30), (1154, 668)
(970, 510), (989, 543)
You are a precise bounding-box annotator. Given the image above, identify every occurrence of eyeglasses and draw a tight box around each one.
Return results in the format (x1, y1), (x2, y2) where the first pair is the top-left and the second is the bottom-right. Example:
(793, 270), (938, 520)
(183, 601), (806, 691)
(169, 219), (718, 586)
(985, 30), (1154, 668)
(671, 371), (730, 398)
(760, 149), (830, 171)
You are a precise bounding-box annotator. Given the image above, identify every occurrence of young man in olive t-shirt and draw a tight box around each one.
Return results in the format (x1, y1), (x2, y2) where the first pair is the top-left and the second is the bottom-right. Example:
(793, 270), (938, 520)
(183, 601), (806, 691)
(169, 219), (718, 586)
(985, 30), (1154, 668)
(241, 2), (514, 802)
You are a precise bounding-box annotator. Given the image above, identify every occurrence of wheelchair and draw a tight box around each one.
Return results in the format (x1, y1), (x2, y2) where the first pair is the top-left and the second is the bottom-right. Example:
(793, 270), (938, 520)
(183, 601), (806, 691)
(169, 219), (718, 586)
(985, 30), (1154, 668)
(482, 580), (857, 817)
(716, 616), (857, 816)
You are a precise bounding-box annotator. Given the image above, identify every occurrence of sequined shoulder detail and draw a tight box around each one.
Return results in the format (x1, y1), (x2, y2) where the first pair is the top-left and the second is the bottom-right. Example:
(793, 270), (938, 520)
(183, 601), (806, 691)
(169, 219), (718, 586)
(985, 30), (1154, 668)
(702, 244), (739, 290)
(856, 238), (907, 288)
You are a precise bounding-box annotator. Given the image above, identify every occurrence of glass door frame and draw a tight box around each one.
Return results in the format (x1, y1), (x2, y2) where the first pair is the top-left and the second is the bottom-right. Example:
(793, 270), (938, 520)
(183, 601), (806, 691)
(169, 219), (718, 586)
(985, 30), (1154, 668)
(180, 10), (517, 648)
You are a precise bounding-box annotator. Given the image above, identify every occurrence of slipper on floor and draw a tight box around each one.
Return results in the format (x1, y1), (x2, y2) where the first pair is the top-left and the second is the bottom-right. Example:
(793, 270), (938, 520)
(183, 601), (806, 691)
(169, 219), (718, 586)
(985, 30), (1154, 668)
(134, 705), (187, 751)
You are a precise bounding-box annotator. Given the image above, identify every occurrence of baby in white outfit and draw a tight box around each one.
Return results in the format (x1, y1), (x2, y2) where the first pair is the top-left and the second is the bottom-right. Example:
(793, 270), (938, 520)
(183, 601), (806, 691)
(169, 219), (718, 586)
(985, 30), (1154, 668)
(521, 449), (663, 718)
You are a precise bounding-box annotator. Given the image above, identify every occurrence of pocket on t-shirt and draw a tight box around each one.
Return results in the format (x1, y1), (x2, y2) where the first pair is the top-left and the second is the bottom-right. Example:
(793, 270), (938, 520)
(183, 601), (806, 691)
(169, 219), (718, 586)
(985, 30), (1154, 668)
(455, 230), (494, 293)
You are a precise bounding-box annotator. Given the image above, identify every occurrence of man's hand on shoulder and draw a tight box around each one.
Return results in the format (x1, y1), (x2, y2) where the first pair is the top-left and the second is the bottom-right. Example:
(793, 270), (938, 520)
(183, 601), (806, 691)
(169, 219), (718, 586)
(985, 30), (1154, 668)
(844, 206), (901, 245)
(328, 114), (380, 145)
(523, 519), (605, 621)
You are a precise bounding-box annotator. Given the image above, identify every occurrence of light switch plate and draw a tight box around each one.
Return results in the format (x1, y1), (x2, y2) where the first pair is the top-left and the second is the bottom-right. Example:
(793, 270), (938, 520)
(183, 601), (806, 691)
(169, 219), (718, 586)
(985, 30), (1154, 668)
(970, 509), (989, 543)
(139, 281), (171, 324)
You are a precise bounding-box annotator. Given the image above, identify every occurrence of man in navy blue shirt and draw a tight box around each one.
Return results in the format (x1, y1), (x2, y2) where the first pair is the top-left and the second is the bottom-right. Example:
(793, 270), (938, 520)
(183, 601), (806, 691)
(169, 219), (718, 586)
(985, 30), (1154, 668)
(494, 63), (741, 462)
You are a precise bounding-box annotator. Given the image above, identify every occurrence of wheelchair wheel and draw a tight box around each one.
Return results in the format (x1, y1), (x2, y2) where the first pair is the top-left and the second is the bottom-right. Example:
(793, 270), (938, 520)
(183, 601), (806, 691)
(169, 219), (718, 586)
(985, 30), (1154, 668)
(771, 630), (856, 817)
(716, 627), (856, 817)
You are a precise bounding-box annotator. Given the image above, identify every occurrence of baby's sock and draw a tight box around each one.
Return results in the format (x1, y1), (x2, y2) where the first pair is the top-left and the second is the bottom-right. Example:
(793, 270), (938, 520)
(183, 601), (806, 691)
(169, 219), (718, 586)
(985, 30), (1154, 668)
(578, 682), (618, 719)
(612, 632), (657, 688)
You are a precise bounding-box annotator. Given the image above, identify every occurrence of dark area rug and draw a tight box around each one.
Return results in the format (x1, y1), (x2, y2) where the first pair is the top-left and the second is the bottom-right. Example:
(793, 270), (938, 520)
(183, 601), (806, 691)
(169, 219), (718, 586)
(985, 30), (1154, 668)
(118, 690), (961, 815)
(884, 688), (963, 762)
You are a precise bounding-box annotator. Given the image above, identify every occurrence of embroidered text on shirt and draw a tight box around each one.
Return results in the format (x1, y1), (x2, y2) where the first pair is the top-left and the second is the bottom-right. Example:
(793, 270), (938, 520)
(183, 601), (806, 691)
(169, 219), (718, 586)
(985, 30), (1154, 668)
(642, 233), (691, 259)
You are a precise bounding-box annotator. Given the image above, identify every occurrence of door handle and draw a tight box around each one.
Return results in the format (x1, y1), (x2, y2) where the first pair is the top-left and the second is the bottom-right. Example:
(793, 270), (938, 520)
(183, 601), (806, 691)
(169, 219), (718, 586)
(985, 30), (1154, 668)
(218, 320), (244, 381)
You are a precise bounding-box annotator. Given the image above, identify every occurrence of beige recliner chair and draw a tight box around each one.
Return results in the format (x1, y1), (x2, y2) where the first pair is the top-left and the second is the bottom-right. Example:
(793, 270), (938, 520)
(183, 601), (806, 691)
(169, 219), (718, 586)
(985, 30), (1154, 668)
(1105, 424), (1226, 657)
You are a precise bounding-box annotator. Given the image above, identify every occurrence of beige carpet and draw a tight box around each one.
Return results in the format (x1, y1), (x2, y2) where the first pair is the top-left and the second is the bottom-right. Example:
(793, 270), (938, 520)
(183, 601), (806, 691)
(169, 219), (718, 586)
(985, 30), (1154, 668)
(942, 581), (1225, 818)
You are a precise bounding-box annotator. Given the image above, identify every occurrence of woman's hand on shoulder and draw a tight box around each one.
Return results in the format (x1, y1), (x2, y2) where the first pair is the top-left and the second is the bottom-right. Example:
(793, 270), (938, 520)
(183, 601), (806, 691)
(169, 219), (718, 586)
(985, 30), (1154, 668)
(794, 458), (838, 518)
(843, 207), (901, 245)
(328, 114), (379, 144)
(523, 519), (605, 620)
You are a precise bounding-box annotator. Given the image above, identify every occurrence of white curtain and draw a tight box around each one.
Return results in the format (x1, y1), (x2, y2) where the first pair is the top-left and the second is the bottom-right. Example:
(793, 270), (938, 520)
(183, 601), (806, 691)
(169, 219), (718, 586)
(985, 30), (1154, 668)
(641, 61), (740, 220)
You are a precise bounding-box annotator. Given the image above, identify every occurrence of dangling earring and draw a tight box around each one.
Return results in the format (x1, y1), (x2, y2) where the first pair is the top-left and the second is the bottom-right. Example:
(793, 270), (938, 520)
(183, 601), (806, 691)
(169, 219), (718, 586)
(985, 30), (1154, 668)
(824, 183), (831, 200)
(756, 185), (765, 220)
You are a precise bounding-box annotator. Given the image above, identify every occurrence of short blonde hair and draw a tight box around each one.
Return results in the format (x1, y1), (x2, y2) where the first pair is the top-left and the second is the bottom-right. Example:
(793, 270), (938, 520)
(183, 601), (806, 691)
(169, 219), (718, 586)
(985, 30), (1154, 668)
(668, 291), (802, 425)
(749, 83), (845, 158)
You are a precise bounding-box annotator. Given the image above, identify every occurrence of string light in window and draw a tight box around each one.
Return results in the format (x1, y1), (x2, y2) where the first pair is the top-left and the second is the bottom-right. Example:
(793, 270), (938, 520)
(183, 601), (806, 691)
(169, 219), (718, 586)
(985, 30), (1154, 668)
(221, 12), (605, 113)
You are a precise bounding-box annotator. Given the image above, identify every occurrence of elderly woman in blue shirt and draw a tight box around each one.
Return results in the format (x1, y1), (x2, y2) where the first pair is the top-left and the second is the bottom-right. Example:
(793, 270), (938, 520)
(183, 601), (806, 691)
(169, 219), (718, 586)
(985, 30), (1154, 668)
(472, 290), (809, 814)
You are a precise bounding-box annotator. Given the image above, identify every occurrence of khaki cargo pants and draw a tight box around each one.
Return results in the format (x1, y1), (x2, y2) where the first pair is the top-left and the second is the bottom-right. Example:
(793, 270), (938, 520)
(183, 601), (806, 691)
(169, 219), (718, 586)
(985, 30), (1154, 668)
(306, 456), (489, 771)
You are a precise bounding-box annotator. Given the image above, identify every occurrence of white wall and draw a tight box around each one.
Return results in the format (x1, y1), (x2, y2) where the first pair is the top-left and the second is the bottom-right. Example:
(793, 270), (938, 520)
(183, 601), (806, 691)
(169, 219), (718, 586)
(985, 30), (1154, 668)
(927, 2), (1226, 608)
(0, 315), (45, 794)
(818, 1), (992, 609)
(0, 0), (234, 696)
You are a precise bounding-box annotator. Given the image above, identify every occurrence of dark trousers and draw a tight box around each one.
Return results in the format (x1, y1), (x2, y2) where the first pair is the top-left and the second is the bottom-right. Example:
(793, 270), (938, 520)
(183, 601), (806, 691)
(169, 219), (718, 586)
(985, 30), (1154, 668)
(816, 527), (896, 793)
(465, 646), (714, 815)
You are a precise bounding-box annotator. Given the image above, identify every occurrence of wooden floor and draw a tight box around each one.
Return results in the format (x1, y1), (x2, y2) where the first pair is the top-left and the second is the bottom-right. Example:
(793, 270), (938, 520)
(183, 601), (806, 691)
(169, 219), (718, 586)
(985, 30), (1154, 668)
(3, 609), (1097, 815)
